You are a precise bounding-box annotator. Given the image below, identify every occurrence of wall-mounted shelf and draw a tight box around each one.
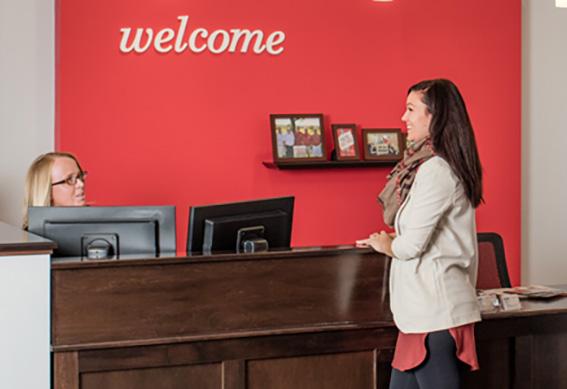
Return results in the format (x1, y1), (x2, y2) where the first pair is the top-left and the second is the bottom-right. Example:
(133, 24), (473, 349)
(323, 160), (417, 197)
(262, 160), (398, 169)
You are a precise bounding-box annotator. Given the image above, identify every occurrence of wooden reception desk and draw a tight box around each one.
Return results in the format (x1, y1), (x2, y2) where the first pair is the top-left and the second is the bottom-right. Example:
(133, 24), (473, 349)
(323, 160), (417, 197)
(51, 247), (567, 389)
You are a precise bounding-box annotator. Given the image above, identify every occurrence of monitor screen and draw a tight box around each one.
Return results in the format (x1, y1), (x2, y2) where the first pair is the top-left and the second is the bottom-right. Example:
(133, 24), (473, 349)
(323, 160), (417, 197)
(28, 206), (176, 259)
(187, 196), (294, 254)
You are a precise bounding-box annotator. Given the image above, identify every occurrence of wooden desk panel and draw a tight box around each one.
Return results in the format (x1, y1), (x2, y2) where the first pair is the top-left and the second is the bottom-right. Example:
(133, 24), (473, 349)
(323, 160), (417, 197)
(52, 248), (567, 389)
(52, 248), (390, 348)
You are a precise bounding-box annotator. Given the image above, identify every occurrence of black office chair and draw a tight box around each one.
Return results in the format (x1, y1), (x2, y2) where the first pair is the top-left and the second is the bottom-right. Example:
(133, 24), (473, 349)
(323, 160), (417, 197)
(476, 232), (511, 289)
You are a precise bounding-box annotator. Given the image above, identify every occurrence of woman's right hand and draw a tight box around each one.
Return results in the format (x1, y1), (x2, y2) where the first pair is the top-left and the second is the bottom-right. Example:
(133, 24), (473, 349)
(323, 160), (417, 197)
(356, 231), (394, 257)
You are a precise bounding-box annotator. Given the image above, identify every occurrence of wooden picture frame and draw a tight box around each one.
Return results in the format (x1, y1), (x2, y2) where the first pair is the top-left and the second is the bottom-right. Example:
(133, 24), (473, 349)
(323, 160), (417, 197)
(270, 114), (327, 163)
(362, 128), (405, 161)
(331, 124), (360, 161)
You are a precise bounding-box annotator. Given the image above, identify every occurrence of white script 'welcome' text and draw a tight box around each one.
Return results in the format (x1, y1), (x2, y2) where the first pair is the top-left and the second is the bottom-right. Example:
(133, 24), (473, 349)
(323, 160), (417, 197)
(119, 16), (286, 55)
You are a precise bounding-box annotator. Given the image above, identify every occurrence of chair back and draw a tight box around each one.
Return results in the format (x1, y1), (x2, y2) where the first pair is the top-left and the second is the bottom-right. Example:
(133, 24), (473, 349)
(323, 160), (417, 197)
(477, 232), (511, 289)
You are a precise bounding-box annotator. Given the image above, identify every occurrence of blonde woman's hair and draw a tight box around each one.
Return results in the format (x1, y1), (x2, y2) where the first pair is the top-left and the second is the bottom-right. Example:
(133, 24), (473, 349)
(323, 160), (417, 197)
(23, 152), (83, 230)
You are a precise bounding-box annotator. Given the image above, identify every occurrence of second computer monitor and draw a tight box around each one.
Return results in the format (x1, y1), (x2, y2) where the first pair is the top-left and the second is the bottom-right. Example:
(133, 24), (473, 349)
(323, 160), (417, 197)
(187, 196), (294, 254)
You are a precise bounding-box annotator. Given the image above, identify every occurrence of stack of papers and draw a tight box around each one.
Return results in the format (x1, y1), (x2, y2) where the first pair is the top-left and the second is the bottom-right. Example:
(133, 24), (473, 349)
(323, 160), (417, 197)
(503, 285), (567, 299)
(477, 285), (566, 313)
(478, 285), (567, 299)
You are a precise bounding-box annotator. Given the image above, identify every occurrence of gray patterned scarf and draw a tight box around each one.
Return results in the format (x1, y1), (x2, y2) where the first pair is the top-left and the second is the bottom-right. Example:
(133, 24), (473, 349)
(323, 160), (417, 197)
(377, 137), (435, 227)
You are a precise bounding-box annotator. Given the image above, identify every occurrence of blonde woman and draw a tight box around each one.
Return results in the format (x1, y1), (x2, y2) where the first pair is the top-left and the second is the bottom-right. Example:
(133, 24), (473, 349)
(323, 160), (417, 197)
(23, 152), (87, 229)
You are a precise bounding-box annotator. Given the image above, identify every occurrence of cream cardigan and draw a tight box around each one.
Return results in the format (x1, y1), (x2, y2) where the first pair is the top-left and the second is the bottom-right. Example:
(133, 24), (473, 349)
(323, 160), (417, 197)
(390, 156), (481, 333)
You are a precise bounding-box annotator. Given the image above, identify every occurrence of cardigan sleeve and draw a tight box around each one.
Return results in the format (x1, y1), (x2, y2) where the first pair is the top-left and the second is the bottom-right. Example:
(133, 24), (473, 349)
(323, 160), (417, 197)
(391, 158), (456, 261)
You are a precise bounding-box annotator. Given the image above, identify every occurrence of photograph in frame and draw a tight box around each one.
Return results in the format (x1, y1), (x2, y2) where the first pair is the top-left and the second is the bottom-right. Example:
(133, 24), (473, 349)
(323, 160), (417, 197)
(362, 128), (404, 161)
(270, 114), (326, 163)
(331, 124), (360, 161)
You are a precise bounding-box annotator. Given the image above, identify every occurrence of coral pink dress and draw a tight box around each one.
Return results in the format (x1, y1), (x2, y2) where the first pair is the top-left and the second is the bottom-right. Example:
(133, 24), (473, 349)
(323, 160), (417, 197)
(392, 323), (479, 371)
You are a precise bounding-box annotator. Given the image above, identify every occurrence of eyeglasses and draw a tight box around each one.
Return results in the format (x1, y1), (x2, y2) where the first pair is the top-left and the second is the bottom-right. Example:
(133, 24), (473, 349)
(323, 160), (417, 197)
(52, 171), (88, 186)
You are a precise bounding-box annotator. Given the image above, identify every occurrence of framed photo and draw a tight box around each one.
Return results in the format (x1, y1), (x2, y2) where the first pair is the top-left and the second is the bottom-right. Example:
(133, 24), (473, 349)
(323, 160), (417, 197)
(331, 124), (360, 161)
(362, 128), (405, 161)
(270, 114), (327, 162)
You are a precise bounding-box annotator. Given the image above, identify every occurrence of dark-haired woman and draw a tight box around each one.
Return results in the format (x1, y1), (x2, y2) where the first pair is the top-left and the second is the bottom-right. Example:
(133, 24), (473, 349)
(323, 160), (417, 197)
(357, 79), (483, 389)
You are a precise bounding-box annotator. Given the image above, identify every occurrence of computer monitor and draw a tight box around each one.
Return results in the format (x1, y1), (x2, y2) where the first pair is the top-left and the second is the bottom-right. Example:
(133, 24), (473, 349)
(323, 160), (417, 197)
(187, 196), (294, 254)
(28, 206), (176, 259)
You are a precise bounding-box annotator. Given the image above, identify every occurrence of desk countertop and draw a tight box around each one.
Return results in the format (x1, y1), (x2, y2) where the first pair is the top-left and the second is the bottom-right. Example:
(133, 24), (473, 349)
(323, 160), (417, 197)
(0, 221), (56, 255)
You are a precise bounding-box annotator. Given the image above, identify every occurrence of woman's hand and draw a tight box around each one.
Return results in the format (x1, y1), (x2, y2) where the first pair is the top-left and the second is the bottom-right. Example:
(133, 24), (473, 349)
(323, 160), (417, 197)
(356, 231), (394, 257)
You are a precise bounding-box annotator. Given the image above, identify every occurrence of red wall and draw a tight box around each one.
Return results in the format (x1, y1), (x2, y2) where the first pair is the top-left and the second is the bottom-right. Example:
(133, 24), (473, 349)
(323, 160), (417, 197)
(56, 0), (521, 284)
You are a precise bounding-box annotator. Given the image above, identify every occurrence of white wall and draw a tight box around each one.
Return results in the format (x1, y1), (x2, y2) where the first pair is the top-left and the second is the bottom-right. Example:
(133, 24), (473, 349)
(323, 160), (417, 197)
(0, 252), (50, 388)
(0, 0), (54, 227)
(522, 0), (567, 284)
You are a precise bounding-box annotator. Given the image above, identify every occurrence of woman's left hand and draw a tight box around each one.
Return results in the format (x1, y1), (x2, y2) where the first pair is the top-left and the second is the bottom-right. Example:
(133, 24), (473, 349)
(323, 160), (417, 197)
(356, 231), (394, 257)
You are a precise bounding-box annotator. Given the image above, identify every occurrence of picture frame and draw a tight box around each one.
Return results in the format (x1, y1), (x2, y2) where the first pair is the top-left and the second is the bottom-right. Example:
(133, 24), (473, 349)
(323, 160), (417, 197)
(362, 128), (405, 161)
(270, 114), (327, 163)
(331, 124), (360, 161)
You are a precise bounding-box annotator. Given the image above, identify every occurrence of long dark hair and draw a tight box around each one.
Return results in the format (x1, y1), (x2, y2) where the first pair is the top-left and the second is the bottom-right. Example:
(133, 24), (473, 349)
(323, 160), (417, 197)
(409, 79), (483, 207)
